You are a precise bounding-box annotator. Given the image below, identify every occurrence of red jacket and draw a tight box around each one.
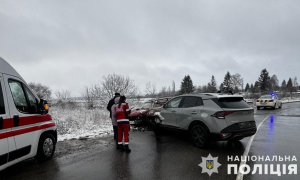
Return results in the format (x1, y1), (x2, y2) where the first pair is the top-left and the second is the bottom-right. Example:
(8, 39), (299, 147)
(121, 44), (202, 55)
(115, 102), (130, 124)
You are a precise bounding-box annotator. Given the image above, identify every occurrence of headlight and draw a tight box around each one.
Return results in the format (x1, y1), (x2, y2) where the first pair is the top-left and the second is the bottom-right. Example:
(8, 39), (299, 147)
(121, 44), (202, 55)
(148, 110), (154, 115)
(154, 112), (165, 120)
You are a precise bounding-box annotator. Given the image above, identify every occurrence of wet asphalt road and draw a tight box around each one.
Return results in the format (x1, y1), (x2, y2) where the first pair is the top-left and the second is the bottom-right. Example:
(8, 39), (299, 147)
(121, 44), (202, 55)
(0, 102), (300, 180)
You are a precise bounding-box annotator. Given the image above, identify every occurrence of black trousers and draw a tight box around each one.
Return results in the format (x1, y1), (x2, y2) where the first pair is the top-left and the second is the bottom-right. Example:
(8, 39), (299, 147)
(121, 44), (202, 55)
(113, 125), (118, 140)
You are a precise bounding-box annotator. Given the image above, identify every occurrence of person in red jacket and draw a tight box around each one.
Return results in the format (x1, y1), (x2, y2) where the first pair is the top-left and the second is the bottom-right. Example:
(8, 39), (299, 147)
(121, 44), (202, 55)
(115, 95), (131, 152)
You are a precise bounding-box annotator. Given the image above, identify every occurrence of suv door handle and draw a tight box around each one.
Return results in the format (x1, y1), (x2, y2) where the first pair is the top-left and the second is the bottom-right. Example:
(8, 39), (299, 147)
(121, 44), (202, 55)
(171, 110), (176, 113)
(0, 117), (3, 130)
(13, 115), (19, 127)
(191, 111), (197, 114)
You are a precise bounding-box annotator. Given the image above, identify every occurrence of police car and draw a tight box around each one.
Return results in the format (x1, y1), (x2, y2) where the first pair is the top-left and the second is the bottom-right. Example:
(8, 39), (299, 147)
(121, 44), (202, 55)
(0, 57), (57, 171)
(256, 94), (282, 110)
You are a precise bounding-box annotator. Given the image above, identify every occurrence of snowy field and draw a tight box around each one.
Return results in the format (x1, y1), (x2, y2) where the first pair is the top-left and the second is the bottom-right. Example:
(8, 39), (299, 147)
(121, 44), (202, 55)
(50, 106), (113, 141)
(50, 98), (149, 141)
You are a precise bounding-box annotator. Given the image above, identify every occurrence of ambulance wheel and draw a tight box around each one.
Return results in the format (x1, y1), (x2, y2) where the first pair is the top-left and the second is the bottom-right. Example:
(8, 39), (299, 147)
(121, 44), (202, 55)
(37, 133), (55, 161)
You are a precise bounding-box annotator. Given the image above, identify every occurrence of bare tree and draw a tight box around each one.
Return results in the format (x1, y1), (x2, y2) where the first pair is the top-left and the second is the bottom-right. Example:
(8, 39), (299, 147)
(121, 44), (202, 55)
(81, 86), (97, 108)
(145, 81), (157, 97)
(101, 74), (138, 101)
(159, 86), (167, 97)
(167, 86), (171, 96)
(196, 85), (208, 93)
(231, 73), (243, 92)
(270, 75), (279, 92)
(55, 90), (71, 101)
(241, 78), (244, 92)
(28, 82), (52, 100)
(293, 77), (298, 91)
(81, 74), (138, 108)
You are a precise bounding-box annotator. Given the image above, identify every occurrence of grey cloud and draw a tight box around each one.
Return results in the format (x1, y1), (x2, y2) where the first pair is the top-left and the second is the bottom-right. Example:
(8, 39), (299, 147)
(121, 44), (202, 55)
(1, 0), (299, 96)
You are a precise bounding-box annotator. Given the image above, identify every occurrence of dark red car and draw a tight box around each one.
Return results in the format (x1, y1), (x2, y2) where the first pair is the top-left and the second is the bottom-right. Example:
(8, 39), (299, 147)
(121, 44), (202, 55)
(129, 98), (171, 126)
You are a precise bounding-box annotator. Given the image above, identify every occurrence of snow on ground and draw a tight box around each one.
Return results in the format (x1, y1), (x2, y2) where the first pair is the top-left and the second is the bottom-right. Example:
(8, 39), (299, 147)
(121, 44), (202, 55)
(49, 98), (152, 142)
(50, 97), (299, 142)
(49, 106), (113, 141)
(281, 97), (300, 103)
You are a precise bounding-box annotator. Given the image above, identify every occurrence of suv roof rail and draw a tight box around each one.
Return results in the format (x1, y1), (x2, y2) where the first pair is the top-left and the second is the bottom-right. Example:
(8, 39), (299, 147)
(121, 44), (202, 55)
(204, 93), (214, 96)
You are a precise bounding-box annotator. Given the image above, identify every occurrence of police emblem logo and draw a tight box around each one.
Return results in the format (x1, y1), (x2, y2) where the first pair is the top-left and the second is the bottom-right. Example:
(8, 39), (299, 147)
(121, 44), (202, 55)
(199, 154), (221, 176)
(206, 160), (213, 170)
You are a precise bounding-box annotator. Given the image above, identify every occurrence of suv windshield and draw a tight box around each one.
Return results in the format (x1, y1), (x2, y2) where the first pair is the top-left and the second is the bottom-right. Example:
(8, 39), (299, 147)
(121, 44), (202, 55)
(212, 97), (250, 109)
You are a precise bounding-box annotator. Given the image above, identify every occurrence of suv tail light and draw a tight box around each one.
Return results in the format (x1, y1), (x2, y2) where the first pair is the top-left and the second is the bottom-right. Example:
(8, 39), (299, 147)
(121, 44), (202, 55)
(221, 133), (232, 139)
(211, 111), (234, 119)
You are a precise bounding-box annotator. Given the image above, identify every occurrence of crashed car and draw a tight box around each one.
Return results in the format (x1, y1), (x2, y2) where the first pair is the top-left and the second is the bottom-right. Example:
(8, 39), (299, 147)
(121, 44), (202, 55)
(129, 98), (171, 126)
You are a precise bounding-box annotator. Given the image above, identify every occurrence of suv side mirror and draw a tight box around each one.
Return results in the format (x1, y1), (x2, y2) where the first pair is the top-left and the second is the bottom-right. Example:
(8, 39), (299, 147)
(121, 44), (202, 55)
(39, 99), (49, 114)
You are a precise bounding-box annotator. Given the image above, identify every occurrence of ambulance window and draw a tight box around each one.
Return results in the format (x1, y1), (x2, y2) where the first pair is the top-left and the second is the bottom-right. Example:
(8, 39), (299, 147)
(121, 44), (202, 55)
(8, 80), (29, 113)
(24, 86), (39, 114)
(0, 82), (5, 114)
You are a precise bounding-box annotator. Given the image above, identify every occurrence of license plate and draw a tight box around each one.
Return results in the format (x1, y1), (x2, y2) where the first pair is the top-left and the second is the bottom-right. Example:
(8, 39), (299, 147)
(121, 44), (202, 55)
(239, 122), (254, 128)
(130, 121), (135, 125)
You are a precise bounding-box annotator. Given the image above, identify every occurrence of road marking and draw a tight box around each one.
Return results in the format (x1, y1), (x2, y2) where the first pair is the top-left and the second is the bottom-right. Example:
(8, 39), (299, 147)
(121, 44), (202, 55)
(236, 116), (269, 180)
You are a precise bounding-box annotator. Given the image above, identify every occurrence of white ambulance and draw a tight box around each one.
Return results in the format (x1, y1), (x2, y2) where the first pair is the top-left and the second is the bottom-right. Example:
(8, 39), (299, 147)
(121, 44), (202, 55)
(0, 57), (57, 171)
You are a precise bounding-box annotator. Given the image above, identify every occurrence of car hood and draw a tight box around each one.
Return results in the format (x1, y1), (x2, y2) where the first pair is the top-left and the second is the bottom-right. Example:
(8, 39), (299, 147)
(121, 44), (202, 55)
(129, 108), (150, 116)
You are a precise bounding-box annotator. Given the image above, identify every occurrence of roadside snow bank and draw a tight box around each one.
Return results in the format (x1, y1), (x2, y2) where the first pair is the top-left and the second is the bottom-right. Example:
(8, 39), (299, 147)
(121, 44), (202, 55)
(281, 97), (300, 104)
(50, 107), (113, 141)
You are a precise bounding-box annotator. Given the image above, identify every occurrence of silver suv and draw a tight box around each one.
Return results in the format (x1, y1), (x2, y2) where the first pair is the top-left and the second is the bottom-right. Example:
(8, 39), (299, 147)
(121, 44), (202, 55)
(155, 93), (257, 148)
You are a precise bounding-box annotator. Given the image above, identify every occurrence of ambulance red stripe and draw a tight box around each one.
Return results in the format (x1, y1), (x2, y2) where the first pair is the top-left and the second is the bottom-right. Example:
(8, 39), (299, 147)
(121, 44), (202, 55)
(2, 114), (52, 129)
(0, 122), (55, 140)
(0, 114), (54, 140)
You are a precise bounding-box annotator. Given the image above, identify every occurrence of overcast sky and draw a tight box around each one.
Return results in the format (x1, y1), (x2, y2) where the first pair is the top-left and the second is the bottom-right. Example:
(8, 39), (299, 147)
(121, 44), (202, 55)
(1, 0), (299, 97)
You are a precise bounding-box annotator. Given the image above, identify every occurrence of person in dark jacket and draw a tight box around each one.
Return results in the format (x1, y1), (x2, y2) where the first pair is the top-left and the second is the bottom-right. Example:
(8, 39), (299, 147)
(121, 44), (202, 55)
(107, 93), (120, 140)
(111, 97), (120, 144)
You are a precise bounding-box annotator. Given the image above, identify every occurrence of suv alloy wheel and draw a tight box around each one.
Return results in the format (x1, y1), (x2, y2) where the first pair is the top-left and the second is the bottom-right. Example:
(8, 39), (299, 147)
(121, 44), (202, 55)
(191, 125), (209, 148)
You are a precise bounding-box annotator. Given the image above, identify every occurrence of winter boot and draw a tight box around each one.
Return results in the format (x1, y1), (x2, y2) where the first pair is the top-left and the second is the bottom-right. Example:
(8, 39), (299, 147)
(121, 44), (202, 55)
(124, 145), (131, 153)
(117, 144), (124, 151)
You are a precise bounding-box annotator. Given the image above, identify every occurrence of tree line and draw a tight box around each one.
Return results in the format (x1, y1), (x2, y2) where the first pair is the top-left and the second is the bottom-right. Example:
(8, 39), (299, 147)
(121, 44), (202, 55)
(28, 68), (299, 108)
(177, 69), (299, 98)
